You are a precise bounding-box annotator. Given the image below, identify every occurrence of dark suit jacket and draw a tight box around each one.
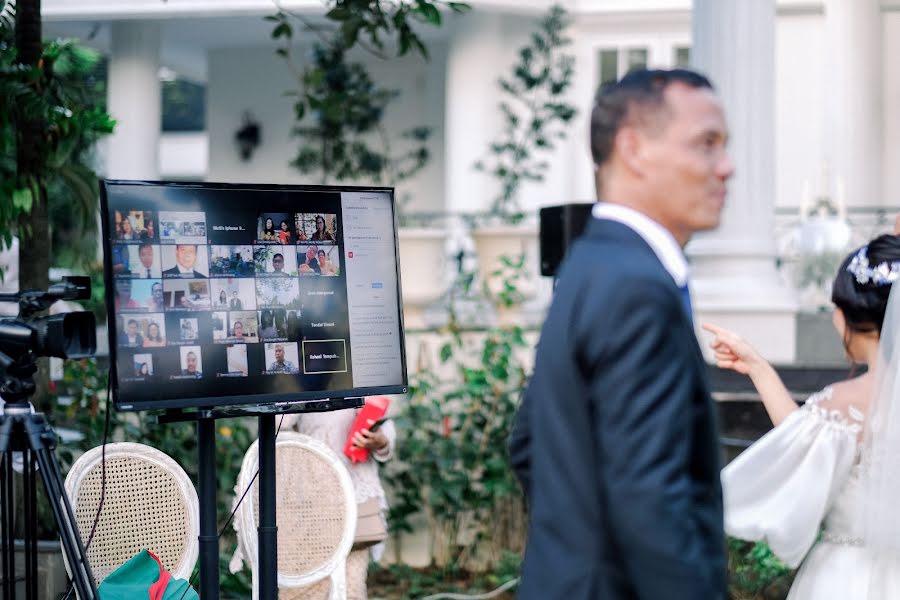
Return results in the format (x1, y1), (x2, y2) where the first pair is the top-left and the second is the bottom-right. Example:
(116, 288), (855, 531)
(509, 218), (725, 600)
(162, 267), (206, 278)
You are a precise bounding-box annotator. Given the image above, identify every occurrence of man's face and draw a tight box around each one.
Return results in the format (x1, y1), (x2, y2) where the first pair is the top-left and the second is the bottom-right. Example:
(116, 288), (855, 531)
(152, 284), (163, 300)
(139, 246), (154, 268)
(116, 281), (132, 300)
(306, 247), (316, 260)
(272, 255), (284, 272)
(631, 83), (734, 245)
(176, 245), (197, 269)
(234, 322), (243, 336)
(275, 346), (284, 363)
(127, 321), (137, 335)
(186, 352), (197, 372)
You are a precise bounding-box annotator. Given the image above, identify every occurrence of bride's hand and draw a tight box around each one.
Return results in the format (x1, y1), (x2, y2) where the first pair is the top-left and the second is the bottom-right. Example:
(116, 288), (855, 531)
(701, 323), (765, 376)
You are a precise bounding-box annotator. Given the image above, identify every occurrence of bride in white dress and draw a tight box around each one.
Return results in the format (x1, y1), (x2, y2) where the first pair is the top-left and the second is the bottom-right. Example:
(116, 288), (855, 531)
(704, 233), (900, 599)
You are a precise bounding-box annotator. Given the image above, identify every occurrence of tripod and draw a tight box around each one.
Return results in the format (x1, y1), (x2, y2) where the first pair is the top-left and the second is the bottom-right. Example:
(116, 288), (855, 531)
(0, 358), (98, 600)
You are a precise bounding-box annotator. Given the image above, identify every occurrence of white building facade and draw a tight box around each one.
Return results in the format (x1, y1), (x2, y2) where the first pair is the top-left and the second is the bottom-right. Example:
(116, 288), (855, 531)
(40, 0), (900, 364)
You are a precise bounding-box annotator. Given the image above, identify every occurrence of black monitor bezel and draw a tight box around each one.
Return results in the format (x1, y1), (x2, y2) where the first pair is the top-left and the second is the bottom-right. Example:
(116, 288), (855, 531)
(100, 179), (409, 412)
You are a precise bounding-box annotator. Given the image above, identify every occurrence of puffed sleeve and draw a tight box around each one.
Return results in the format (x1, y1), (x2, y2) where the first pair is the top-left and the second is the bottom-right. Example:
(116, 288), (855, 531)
(722, 389), (860, 567)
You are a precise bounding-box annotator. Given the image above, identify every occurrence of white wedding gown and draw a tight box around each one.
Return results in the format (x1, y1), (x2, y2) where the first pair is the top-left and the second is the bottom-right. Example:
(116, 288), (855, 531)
(722, 387), (900, 599)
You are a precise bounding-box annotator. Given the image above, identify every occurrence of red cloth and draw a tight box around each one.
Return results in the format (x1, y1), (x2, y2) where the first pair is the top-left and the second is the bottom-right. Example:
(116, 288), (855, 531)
(146, 551), (171, 600)
(344, 396), (390, 463)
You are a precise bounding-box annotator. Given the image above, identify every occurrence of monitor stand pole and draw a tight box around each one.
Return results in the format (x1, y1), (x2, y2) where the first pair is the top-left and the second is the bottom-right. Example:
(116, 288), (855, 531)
(159, 397), (364, 600)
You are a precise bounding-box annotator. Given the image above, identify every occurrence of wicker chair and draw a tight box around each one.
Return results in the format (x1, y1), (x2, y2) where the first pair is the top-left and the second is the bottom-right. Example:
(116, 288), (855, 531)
(230, 431), (357, 600)
(62, 442), (200, 586)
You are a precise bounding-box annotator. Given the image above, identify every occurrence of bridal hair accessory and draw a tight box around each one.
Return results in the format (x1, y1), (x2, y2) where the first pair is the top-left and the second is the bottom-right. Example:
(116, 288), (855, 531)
(846, 246), (900, 286)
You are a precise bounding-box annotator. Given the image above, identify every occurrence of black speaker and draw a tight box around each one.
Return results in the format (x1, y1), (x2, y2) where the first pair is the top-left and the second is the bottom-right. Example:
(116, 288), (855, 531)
(539, 203), (594, 277)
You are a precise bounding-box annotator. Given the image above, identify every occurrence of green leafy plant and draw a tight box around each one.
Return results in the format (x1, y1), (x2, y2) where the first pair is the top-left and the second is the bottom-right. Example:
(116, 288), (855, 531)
(274, 0), (469, 61)
(268, 21), (431, 186)
(368, 552), (520, 598)
(266, 0), (470, 186)
(386, 256), (530, 571)
(1, 24), (115, 280)
(727, 538), (795, 600)
(474, 4), (576, 219)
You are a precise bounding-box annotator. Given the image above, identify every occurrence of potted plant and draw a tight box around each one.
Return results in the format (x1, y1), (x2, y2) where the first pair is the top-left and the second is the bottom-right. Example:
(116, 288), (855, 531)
(386, 258), (531, 571)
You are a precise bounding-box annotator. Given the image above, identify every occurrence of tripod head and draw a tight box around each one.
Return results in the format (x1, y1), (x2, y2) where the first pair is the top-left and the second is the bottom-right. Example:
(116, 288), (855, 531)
(0, 276), (97, 407)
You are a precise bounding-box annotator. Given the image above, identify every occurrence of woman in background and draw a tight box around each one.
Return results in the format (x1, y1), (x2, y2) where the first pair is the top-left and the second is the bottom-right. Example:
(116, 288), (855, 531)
(280, 400), (395, 599)
(143, 322), (166, 347)
(709, 233), (900, 598)
(278, 220), (293, 245)
(310, 215), (335, 242)
(316, 249), (338, 276)
(262, 217), (277, 241)
(120, 218), (135, 240)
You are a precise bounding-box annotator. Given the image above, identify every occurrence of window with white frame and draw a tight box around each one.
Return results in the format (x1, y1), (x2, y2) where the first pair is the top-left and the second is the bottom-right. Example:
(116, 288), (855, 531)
(595, 40), (692, 89)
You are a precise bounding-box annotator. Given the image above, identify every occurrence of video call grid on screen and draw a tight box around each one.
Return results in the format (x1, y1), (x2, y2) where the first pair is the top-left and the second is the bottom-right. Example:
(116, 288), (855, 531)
(102, 181), (408, 411)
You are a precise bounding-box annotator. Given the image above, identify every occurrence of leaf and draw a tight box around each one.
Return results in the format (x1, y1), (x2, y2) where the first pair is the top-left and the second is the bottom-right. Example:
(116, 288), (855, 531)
(12, 187), (32, 212)
(447, 2), (471, 13)
(325, 7), (352, 21)
(416, 2), (441, 26)
(271, 22), (292, 39)
(293, 101), (306, 121)
(342, 18), (364, 48)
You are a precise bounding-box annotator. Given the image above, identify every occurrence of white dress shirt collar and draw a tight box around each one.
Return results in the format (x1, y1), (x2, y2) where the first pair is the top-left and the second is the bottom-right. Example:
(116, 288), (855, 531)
(592, 202), (689, 287)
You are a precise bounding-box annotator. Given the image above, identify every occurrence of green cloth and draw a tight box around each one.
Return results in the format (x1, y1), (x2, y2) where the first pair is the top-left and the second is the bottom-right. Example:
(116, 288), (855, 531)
(98, 550), (198, 600)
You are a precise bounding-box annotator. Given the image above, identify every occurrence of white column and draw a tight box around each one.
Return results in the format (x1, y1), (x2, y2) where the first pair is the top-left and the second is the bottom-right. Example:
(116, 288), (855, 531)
(106, 21), (161, 179)
(824, 0), (882, 208)
(444, 13), (506, 213)
(690, 0), (797, 363)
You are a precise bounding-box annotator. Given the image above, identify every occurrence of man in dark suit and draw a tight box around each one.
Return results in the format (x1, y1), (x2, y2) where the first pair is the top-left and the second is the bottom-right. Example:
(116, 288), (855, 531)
(162, 244), (206, 278)
(229, 291), (243, 310)
(509, 69), (734, 599)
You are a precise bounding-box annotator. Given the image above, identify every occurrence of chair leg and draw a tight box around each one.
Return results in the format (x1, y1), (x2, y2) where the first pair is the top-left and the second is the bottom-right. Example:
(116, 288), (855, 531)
(328, 558), (347, 600)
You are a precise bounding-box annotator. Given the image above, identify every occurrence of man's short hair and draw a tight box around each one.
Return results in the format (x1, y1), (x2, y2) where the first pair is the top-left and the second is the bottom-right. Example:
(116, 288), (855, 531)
(273, 253), (284, 261)
(590, 68), (713, 168)
(139, 242), (153, 252)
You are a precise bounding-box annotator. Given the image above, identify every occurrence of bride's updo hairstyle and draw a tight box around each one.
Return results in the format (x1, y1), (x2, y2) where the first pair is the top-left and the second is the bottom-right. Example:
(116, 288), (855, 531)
(831, 233), (900, 336)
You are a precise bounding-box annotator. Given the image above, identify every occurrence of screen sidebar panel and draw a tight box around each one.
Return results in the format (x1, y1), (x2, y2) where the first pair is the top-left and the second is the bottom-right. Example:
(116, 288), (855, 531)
(341, 191), (406, 389)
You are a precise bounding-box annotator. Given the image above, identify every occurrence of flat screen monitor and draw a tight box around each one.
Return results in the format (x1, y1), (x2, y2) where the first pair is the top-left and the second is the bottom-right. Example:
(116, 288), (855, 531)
(100, 180), (409, 411)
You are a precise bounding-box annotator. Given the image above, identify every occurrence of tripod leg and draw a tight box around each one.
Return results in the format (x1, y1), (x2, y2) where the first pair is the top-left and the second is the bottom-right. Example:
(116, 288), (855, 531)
(38, 443), (95, 593)
(23, 416), (98, 600)
(1, 451), (15, 600)
(22, 449), (36, 600)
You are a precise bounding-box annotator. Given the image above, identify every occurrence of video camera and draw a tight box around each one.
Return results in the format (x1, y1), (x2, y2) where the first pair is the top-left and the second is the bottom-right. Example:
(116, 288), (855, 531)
(0, 276), (97, 401)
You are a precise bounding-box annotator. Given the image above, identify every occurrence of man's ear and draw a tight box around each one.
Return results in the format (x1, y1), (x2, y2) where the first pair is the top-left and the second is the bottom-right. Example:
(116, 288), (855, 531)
(614, 126), (648, 177)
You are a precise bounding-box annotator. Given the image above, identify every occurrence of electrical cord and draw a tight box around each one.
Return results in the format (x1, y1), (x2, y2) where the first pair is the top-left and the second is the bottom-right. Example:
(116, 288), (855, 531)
(416, 577), (520, 600)
(180, 413), (285, 599)
(61, 374), (113, 600)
